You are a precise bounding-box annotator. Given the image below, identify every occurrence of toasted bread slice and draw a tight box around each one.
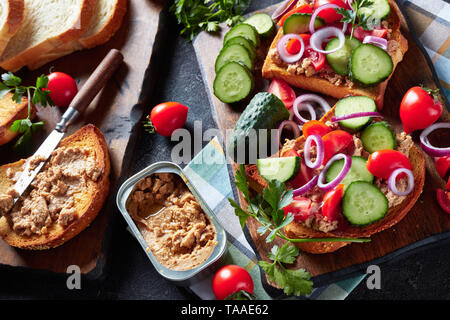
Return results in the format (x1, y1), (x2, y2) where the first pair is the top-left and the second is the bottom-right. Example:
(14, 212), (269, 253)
(0, 91), (35, 146)
(27, 0), (127, 70)
(0, 0), (97, 72)
(244, 106), (426, 254)
(0, 0), (24, 57)
(0, 124), (110, 250)
(262, 0), (408, 109)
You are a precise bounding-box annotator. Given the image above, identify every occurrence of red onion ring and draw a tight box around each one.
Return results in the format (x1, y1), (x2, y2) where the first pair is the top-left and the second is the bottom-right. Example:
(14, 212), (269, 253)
(293, 175), (319, 196)
(272, 0), (298, 21)
(277, 120), (302, 148)
(293, 102), (316, 124)
(363, 35), (388, 50)
(388, 168), (414, 196)
(309, 3), (347, 34)
(419, 122), (450, 157)
(304, 134), (324, 169)
(293, 94), (331, 124)
(331, 111), (383, 122)
(277, 33), (305, 63)
(318, 153), (352, 191)
(310, 26), (345, 54)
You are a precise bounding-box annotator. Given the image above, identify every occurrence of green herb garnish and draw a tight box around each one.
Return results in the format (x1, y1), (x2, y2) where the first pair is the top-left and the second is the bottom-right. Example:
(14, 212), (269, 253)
(336, 0), (375, 39)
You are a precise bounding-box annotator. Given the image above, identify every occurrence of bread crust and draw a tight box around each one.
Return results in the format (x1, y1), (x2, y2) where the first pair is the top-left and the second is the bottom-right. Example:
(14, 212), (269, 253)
(0, 0), (24, 56)
(244, 106), (426, 254)
(0, 124), (111, 250)
(262, 0), (408, 109)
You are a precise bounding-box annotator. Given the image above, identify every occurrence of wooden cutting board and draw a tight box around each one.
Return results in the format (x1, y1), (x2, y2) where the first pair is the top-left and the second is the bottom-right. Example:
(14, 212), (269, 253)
(193, 1), (450, 294)
(0, 0), (166, 278)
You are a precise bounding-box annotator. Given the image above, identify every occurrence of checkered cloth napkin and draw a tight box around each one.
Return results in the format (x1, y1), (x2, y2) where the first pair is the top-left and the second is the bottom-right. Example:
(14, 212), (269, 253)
(183, 0), (449, 300)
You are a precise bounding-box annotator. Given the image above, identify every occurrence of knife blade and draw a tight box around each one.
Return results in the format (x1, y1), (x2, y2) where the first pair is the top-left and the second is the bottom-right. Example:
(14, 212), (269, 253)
(9, 49), (124, 209)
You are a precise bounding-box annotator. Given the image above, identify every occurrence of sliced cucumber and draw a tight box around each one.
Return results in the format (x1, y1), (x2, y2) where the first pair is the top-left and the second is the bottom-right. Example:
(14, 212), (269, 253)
(283, 13), (325, 34)
(224, 36), (256, 61)
(257, 156), (301, 183)
(215, 43), (254, 73)
(326, 156), (374, 190)
(334, 96), (377, 131)
(326, 36), (362, 76)
(350, 43), (393, 86)
(224, 23), (260, 47)
(357, 0), (390, 21)
(244, 13), (274, 37)
(361, 121), (397, 153)
(213, 62), (254, 104)
(342, 181), (388, 226)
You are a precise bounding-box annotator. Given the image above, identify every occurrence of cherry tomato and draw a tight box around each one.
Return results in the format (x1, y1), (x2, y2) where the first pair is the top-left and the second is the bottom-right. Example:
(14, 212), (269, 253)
(283, 149), (314, 189)
(321, 184), (344, 222)
(434, 156), (450, 179)
(150, 102), (188, 137)
(400, 86), (443, 134)
(367, 150), (413, 179)
(283, 196), (312, 222)
(353, 26), (388, 41)
(436, 189), (450, 215)
(268, 78), (296, 109)
(46, 72), (78, 107)
(302, 120), (332, 137)
(304, 45), (326, 70)
(286, 38), (301, 55)
(299, 33), (312, 46)
(314, 0), (347, 23)
(322, 130), (354, 164)
(212, 265), (254, 300)
(278, 4), (313, 26)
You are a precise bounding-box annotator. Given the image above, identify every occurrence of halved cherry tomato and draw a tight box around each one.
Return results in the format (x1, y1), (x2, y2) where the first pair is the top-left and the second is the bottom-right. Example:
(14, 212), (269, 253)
(278, 4), (313, 26)
(299, 33), (311, 46)
(150, 102), (188, 137)
(367, 150), (412, 179)
(322, 130), (354, 164)
(283, 196), (312, 222)
(314, 0), (347, 23)
(212, 265), (254, 300)
(286, 38), (302, 55)
(46, 72), (78, 107)
(321, 184), (344, 222)
(282, 149), (314, 189)
(268, 78), (296, 109)
(353, 26), (388, 41)
(304, 45), (326, 70)
(435, 156), (450, 179)
(302, 120), (332, 138)
(400, 86), (443, 134)
(436, 189), (450, 215)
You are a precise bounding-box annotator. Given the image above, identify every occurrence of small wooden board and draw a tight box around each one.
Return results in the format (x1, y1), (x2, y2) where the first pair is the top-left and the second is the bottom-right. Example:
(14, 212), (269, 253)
(0, 0), (166, 277)
(194, 1), (450, 294)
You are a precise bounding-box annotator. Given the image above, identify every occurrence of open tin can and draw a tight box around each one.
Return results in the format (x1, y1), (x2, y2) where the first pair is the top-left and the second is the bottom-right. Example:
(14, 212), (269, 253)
(116, 161), (227, 286)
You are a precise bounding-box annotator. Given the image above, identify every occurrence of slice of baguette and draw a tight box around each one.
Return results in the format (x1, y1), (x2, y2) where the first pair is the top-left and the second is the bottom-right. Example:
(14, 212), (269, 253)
(0, 124), (110, 250)
(0, 0), (97, 72)
(262, 0), (408, 109)
(0, 91), (35, 146)
(27, 0), (127, 70)
(244, 106), (426, 254)
(0, 0), (24, 57)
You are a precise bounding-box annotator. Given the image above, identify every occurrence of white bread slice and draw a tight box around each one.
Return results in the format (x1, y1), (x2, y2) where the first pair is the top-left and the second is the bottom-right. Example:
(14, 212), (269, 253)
(0, 0), (97, 72)
(0, 0), (24, 57)
(26, 0), (127, 70)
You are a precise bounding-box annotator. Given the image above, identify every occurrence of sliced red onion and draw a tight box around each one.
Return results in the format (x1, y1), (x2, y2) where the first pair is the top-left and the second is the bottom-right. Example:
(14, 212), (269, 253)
(318, 153), (352, 191)
(277, 120), (302, 148)
(293, 175), (318, 196)
(293, 94), (331, 124)
(310, 26), (345, 54)
(309, 3), (345, 34)
(272, 0), (298, 21)
(304, 134), (324, 169)
(363, 35), (388, 50)
(420, 122), (450, 157)
(277, 33), (305, 64)
(293, 102), (316, 124)
(388, 168), (414, 196)
(331, 111), (383, 122)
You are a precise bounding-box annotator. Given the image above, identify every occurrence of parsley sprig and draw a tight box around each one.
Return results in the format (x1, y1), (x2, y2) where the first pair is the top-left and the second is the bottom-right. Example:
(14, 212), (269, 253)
(0, 72), (55, 153)
(336, 0), (375, 39)
(170, 0), (250, 41)
(229, 164), (370, 296)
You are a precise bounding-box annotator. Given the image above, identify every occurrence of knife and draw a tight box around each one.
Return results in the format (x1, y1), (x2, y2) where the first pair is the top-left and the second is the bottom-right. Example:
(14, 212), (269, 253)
(10, 49), (124, 209)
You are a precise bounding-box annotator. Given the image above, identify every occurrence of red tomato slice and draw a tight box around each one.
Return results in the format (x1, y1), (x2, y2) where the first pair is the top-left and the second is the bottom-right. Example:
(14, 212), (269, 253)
(282, 149), (314, 189)
(314, 0), (347, 23)
(322, 130), (354, 164)
(286, 38), (302, 55)
(367, 150), (413, 179)
(283, 196), (312, 222)
(435, 156), (450, 179)
(268, 78), (296, 109)
(436, 189), (450, 215)
(304, 45), (326, 70)
(353, 26), (388, 41)
(302, 120), (332, 137)
(278, 4), (313, 26)
(150, 102), (189, 137)
(321, 184), (344, 221)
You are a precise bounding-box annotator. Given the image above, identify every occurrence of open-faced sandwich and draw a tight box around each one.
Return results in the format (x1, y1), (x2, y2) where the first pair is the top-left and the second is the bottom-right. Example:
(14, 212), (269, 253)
(244, 94), (425, 254)
(263, 0), (408, 109)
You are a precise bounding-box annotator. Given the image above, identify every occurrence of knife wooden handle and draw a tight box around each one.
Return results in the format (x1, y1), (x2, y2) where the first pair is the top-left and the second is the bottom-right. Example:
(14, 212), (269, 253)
(69, 49), (124, 115)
